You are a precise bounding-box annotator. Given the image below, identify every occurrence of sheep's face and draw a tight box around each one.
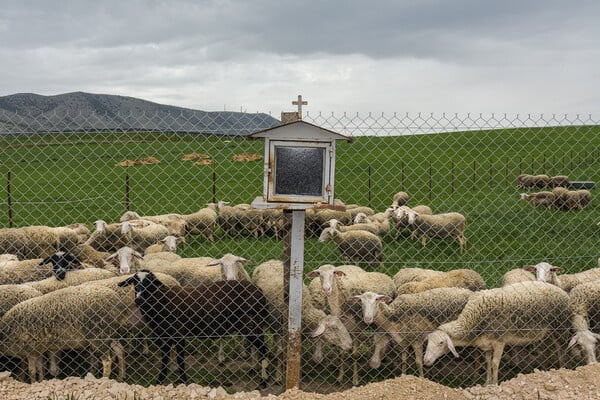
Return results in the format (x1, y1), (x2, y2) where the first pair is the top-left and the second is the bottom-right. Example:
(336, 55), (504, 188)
(307, 265), (344, 295)
(311, 315), (352, 351)
(524, 262), (564, 283)
(424, 330), (458, 366)
(118, 270), (162, 301)
(568, 331), (600, 364)
(108, 246), (142, 274)
(350, 292), (391, 324)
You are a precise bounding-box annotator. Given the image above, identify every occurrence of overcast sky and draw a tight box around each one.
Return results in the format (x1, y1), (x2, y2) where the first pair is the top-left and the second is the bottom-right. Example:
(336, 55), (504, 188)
(1, 0), (599, 115)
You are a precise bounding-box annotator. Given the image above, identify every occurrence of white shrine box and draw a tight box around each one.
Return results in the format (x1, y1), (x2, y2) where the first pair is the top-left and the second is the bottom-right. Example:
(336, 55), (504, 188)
(247, 120), (351, 208)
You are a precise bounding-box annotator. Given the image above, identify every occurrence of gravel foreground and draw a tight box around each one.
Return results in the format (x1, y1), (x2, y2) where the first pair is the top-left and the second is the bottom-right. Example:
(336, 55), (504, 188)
(1, 364), (600, 400)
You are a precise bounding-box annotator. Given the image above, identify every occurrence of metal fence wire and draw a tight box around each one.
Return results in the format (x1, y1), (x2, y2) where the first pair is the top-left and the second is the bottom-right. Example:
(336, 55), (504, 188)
(0, 110), (599, 393)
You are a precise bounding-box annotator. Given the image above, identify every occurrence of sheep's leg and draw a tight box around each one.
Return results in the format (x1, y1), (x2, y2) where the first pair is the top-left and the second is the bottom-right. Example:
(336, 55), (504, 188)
(412, 341), (424, 377)
(246, 332), (269, 388)
(27, 355), (41, 383)
(157, 339), (172, 385)
(175, 339), (187, 384)
(48, 350), (60, 377)
(101, 352), (112, 379)
(111, 340), (126, 380)
(369, 333), (389, 369)
(490, 342), (505, 385)
(312, 338), (324, 363)
(401, 351), (408, 375)
(218, 338), (226, 364)
(484, 349), (493, 385)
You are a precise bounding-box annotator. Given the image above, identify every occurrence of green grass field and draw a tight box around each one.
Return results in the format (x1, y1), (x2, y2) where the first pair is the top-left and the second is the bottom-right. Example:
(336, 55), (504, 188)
(1, 125), (599, 287)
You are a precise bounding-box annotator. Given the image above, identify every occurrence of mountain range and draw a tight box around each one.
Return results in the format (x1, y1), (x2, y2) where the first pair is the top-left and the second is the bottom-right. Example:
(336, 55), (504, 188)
(0, 92), (280, 135)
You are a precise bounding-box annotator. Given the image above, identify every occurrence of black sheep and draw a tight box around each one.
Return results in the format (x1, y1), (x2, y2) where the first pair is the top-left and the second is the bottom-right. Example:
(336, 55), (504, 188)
(118, 270), (271, 386)
(39, 251), (83, 280)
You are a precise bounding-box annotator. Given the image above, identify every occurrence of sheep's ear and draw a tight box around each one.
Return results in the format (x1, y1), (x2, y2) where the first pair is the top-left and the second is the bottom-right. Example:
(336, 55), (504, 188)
(333, 270), (346, 277)
(134, 251), (144, 260)
(348, 295), (362, 303)
(377, 295), (392, 303)
(206, 259), (221, 266)
(236, 256), (250, 264)
(311, 323), (326, 338)
(306, 270), (320, 278)
(39, 256), (51, 266)
(175, 236), (185, 243)
(118, 275), (136, 287)
(106, 253), (118, 261)
(523, 265), (536, 272)
(446, 335), (460, 358)
(551, 266), (564, 274)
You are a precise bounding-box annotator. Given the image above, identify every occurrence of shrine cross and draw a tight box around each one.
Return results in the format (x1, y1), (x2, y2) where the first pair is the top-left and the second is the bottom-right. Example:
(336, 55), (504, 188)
(292, 95), (307, 114)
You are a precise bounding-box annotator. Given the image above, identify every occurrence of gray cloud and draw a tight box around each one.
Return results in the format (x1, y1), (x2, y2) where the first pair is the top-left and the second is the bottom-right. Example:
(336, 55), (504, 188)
(1, 0), (599, 114)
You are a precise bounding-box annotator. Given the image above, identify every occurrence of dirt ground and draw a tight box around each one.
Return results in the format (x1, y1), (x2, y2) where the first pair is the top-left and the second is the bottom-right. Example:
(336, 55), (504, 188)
(1, 364), (600, 400)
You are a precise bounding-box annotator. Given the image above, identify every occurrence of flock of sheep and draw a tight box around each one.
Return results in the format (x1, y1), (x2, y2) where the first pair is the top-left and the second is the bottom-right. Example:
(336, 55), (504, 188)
(0, 188), (598, 389)
(518, 174), (592, 210)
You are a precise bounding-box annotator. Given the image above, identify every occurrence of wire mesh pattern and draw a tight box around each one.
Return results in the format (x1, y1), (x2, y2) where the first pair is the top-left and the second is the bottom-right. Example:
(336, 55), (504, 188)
(0, 110), (599, 393)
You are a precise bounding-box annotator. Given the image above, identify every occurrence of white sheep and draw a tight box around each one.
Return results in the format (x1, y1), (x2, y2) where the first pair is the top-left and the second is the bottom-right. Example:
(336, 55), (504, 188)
(524, 262), (600, 292)
(386, 205), (432, 238)
(180, 204), (217, 241)
(423, 281), (572, 385)
(121, 211), (187, 236)
(0, 258), (52, 285)
(406, 211), (467, 254)
(319, 227), (383, 268)
(120, 220), (170, 253)
(519, 191), (556, 208)
(84, 220), (128, 253)
(351, 287), (472, 376)
(391, 191), (409, 208)
(25, 267), (116, 295)
(392, 267), (444, 289)
(144, 235), (185, 255)
(206, 253), (251, 281)
(395, 269), (486, 295)
(0, 254), (19, 266)
(567, 280), (600, 364)
(0, 226), (66, 260)
(0, 284), (130, 382)
(307, 264), (395, 385)
(325, 218), (386, 237)
(252, 260), (353, 382)
(501, 268), (536, 286)
(552, 187), (592, 210)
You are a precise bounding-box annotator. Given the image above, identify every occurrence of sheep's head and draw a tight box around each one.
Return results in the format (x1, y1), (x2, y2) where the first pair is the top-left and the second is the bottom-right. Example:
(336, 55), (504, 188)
(207, 253), (251, 281)
(118, 270), (164, 301)
(568, 330), (600, 364)
(310, 315), (352, 351)
(120, 211), (141, 222)
(306, 264), (345, 295)
(423, 330), (459, 367)
(523, 262), (564, 284)
(354, 212), (369, 224)
(158, 235), (185, 253)
(349, 291), (392, 325)
(93, 220), (108, 233)
(107, 246), (143, 274)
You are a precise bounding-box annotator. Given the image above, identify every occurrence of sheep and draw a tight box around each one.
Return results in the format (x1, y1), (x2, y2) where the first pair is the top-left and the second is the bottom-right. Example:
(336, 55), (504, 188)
(310, 208), (352, 237)
(39, 251), (84, 280)
(106, 246), (144, 274)
(406, 211), (467, 254)
(325, 218), (386, 237)
(501, 268), (536, 286)
(118, 271), (271, 387)
(0, 226), (61, 260)
(252, 260), (353, 382)
(0, 283), (43, 319)
(144, 235), (185, 255)
(84, 220), (128, 253)
(350, 287), (472, 376)
(180, 204), (217, 241)
(25, 267), (116, 295)
(392, 268), (444, 289)
(0, 258), (52, 285)
(346, 205), (374, 222)
(306, 264), (395, 385)
(1, 283), (131, 382)
(552, 187), (591, 210)
(515, 174), (550, 189)
(120, 220), (170, 253)
(423, 281), (572, 385)
(318, 227), (383, 268)
(391, 191), (409, 207)
(0, 254), (19, 267)
(549, 175), (570, 188)
(386, 205), (433, 238)
(395, 269), (486, 295)
(567, 280), (600, 364)
(206, 253), (251, 281)
(262, 208), (286, 238)
(519, 191), (555, 208)
(69, 243), (112, 269)
(524, 262), (600, 292)
(216, 201), (238, 237)
(353, 212), (391, 237)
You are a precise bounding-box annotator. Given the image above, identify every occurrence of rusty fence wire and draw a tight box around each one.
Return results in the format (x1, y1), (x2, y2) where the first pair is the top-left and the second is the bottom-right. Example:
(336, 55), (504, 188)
(0, 110), (599, 393)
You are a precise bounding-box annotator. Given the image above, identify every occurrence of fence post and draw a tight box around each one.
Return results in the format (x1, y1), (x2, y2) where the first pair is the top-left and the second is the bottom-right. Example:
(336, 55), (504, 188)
(368, 164), (372, 208)
(212, 171), (217, 204)
(125, 172), (130, 212)
(7, 171), (13, 228)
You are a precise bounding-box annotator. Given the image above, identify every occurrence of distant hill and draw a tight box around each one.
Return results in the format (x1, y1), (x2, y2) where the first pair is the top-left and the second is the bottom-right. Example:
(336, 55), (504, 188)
(0, 92), (280, 135)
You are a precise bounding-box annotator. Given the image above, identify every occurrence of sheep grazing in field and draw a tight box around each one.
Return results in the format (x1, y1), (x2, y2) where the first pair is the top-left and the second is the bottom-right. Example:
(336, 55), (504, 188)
(520, 191), (555, 208)
(395, 269), (486, 295)
(391, 191), (409, 208)
(423, 281), (572, 385)
(515, 174), (550, 189)
(552, 187), (592, 210)
(179, 204), (217, 241)
(387, 205), (433, 238)
(319, 227), (383, 268)
(118, 271), (271, 387)
(549, 175), (570, 188)
(406, 211), (467, 254)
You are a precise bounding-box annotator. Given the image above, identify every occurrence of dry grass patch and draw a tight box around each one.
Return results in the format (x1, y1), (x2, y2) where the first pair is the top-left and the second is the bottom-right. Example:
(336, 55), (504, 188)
(115, 156), (160, 167)
(231, 152), (263, 162)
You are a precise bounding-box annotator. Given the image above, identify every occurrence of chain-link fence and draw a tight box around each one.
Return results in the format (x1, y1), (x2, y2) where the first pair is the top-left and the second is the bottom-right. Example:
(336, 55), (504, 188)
(0, 110), (598, 393)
